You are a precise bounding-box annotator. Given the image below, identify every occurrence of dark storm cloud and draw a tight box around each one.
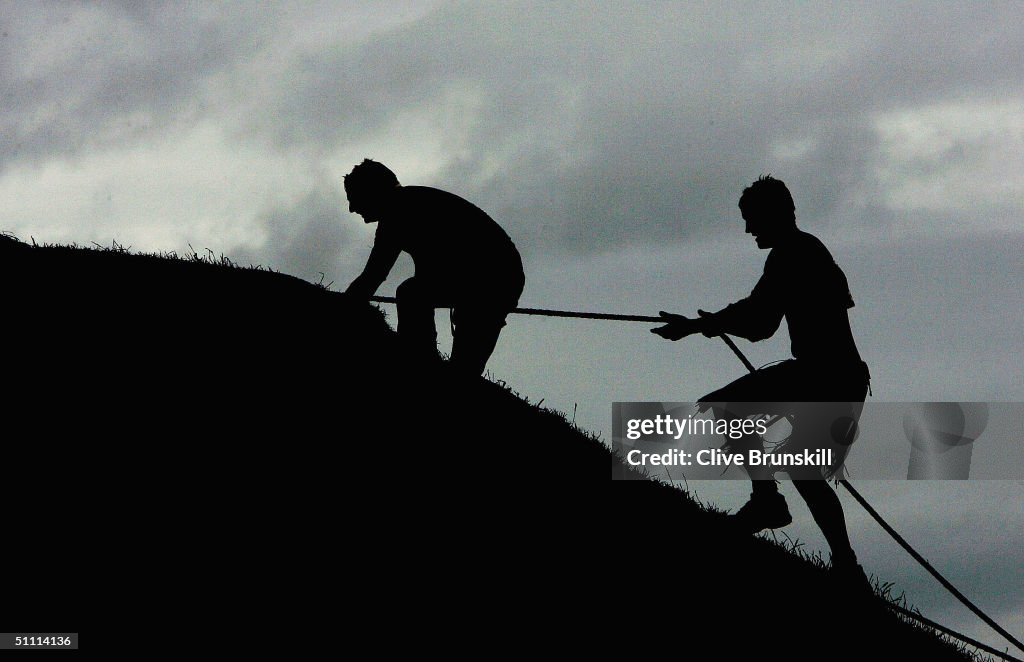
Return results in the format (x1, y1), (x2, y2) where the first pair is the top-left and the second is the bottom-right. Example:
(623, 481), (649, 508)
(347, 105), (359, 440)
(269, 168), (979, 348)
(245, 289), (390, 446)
(4, 2), (1021, 257)
(0, 1), (266, 171)
(243, 1), (1024, 254)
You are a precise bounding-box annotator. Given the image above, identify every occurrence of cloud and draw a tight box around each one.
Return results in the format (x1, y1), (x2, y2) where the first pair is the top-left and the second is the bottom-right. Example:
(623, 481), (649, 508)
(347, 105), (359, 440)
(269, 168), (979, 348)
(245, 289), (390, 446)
(4, 1), (1023, 262)
(0, 1), (439, 172)
(231, 176), (365, 283)
(0, 2), (267, 172)
(0, 121), (323, 253)
(870, 99), (1024, 225)
(218, 1), (1024, 258)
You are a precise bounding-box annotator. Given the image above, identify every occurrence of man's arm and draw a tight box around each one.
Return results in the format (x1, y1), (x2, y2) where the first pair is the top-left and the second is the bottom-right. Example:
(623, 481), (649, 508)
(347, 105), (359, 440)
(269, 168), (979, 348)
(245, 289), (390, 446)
(651, 300), (781, 342)
(696, 262), (784, 341)
(345, 225), (402, 299)
(653, 254), (785, 342)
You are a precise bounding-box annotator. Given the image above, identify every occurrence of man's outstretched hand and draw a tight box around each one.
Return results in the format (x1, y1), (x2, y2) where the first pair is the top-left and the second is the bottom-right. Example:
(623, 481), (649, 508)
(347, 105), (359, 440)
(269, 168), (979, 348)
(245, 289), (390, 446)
(651, 311), (699, 341)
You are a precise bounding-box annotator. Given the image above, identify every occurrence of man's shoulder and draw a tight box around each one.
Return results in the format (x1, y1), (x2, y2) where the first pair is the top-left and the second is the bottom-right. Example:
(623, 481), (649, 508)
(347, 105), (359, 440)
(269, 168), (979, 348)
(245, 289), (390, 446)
(398, 185), (503, 228)
(763, 231), (839, 281)
(398, 185), (486, 215)
(399, 185), (473, 206)
(792, 229), (830, 250)
(772, 230), (833, 260)
(398, 185), (446, 198)
(770, 229), (854, 305)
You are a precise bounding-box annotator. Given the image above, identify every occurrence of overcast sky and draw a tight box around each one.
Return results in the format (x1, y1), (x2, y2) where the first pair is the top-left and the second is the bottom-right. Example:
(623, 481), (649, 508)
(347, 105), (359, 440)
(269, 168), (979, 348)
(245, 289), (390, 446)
(2, 1), (1021, 645)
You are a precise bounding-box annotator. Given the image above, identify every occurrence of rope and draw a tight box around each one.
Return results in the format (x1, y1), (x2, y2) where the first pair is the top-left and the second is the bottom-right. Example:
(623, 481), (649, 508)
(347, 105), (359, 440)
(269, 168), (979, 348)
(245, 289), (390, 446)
(368, 295), (662, 322)
(369, 293), (1022, 656)
(840, 479), (1024, 655)
(718, 333), (757, 373)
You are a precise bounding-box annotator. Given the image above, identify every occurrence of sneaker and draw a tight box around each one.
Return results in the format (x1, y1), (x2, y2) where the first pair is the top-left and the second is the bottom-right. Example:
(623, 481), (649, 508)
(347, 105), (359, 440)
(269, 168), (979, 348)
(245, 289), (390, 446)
(731, 492), (793, 534)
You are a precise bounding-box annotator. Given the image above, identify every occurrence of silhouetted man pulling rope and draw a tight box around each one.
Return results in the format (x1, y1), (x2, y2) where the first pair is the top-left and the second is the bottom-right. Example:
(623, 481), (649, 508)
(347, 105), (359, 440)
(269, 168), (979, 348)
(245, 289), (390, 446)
(344, 160), (525, 375)
(652, 175), (872, 587)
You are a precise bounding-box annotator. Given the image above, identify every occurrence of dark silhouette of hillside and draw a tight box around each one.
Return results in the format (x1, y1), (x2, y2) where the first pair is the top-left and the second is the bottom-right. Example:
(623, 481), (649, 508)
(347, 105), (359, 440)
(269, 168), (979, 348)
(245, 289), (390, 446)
(0, 235), (981, 658)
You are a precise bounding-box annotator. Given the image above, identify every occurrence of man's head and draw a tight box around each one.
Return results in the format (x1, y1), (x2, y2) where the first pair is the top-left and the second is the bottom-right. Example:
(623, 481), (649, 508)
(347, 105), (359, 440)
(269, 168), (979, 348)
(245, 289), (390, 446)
(738, 175), (797, 249)
(344, 159), (401, 223)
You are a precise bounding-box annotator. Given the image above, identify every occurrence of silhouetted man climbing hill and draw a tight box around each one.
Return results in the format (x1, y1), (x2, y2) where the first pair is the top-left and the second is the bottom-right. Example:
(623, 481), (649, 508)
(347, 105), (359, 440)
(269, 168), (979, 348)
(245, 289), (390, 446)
(652, 175), (871, 586)
(344, 159), (525, 375)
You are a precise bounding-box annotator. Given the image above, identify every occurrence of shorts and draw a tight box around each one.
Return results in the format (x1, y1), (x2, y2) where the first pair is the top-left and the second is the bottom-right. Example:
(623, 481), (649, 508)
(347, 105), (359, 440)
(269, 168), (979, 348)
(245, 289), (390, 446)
(698, 359), (871, 478)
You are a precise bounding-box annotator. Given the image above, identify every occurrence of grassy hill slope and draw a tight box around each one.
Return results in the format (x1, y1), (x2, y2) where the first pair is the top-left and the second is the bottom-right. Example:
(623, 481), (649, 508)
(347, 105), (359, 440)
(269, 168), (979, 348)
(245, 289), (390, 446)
(0, 236), (983, 658)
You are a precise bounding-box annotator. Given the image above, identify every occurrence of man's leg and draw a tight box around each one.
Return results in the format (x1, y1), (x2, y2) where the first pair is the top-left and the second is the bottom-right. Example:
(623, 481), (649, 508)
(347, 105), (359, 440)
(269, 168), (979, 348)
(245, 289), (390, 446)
(449, 274), (521, 376)
(789, 383), (868, 557)
(395, 277), (438, 359)
(791, 474), (870, 592)
(729, 422), (792, 534)
(449, 308), (506, 376)
(790, 474), (855, 565)
(699, 362), (808, 533)
(791, 379), (871, 589)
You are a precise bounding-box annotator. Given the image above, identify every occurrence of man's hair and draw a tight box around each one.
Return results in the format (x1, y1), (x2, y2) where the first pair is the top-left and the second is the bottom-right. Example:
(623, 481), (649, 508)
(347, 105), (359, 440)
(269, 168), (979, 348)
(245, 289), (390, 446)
(738, 174), (796, 224)
(344, 159), (400, 196)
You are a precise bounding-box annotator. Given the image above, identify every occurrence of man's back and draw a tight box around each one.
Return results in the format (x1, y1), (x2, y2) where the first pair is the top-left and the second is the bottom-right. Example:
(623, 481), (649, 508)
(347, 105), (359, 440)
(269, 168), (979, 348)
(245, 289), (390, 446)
(764, 230), (861, 363)
(379, 186), (522, 291)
